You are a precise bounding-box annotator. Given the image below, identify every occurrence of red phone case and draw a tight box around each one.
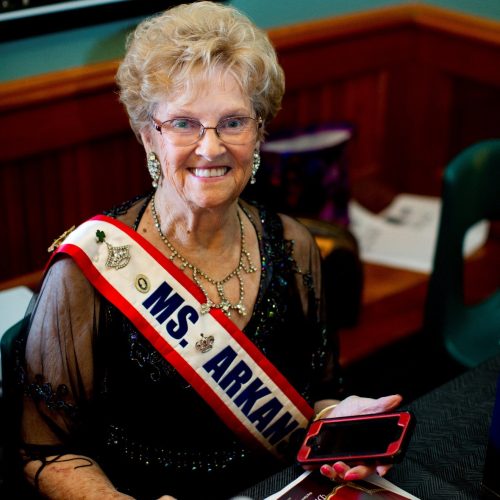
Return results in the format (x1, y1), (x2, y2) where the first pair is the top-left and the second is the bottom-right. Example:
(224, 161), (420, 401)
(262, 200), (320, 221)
(297, 411), (414, 467)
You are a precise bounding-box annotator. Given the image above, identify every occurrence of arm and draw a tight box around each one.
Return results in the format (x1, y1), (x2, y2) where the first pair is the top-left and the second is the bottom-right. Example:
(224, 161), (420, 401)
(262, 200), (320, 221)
(284, 217), (404, 480)
(21, 258), (178, 500)
(20, 258), (129, 498)
(24, 454), (134, 500)
(280, 215), (403, 481)
(279, 213), (345, 400)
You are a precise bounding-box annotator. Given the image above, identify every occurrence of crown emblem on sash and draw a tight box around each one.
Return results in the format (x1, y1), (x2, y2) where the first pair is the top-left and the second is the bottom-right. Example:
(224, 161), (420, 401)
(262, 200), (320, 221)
(195, 333), (215, 353)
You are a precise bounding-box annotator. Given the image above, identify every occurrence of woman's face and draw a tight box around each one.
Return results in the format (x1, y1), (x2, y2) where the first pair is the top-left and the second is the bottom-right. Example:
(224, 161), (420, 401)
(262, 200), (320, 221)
(142, 72), (258, 212)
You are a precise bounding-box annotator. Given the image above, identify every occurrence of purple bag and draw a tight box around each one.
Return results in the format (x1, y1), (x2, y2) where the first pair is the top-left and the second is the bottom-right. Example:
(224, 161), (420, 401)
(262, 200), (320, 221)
(246, 124), (353, 226)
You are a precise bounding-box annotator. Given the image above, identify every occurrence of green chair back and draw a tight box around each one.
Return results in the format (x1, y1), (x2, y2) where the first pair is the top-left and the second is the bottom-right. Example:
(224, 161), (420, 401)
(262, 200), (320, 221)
(424, 139), (500, 368)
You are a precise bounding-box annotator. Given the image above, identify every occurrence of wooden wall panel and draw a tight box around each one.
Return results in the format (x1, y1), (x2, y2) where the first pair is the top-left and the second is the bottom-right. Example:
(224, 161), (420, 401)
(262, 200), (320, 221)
(384, 62), (455, 196)
(1, 5), (500, 282)
(0, 135), (148, 279)
(450, 78), (500, 157)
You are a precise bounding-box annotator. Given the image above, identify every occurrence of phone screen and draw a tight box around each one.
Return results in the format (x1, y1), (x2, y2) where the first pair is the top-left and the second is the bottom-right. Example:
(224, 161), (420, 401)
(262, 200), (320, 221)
(306, 415), (403, 458)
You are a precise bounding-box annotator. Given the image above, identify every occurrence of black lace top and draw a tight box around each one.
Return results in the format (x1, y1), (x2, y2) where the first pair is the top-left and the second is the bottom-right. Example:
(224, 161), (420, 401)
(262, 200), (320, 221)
(20, 195), (341, 499)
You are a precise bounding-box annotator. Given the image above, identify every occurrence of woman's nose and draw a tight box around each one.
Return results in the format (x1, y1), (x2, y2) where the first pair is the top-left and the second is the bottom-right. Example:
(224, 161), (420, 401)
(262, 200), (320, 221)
(195, 128), (226, 159)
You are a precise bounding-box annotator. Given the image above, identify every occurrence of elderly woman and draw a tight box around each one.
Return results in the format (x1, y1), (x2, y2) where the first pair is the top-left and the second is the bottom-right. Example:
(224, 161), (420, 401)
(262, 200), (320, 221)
(19, 2), (401, 499)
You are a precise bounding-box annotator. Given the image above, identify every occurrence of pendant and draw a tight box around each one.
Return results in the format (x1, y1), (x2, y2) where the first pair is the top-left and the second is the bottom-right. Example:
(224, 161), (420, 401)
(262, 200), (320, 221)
(235, 303), (247, 316)
(105, 242), (131, 270)
(95, 229), (131, 270)
(200, 300), (214, 315)
(221, 300), (231, 315)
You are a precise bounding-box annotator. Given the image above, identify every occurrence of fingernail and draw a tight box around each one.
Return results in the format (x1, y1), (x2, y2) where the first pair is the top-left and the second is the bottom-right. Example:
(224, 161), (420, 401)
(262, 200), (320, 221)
(320, 464), (334, 478)
(344, 472), (360, 481)
(333, 463), (348, 474)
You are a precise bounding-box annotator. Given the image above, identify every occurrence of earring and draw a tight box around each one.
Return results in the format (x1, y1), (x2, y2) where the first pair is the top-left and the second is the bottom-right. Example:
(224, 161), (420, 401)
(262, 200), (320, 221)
(251, 150), (260, 185)
(147, 152), (161, 189)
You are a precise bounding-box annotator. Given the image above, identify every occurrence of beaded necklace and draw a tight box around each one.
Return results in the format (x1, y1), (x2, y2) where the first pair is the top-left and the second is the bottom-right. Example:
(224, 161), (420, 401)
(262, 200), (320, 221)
(150, 197), (257, 317)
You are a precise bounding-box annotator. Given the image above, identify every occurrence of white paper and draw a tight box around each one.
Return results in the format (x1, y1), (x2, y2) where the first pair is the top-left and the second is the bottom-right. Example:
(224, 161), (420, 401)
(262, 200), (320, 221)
(263, 471), (310, 500)
(349, 194), (489, 273)
(263, 470), (421, 500)
(261, 129), (351, 154)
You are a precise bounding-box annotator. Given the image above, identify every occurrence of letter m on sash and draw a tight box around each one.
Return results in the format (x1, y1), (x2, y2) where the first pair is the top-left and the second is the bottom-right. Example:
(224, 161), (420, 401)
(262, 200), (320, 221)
(143, 282), (184, 324)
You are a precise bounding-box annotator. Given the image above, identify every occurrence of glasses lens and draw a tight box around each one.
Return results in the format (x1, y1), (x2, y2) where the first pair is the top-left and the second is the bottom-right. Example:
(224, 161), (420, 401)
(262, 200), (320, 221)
(217, 116), (257, 145)
(162, 118), (202, 146)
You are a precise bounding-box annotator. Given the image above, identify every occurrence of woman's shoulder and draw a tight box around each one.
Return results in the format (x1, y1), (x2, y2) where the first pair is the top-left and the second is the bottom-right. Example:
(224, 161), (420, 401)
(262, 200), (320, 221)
(278, 212), (316, 243)
(241, 199), (318, 255)
(43, 254), (94, 294)
(103, 192), (151, 228)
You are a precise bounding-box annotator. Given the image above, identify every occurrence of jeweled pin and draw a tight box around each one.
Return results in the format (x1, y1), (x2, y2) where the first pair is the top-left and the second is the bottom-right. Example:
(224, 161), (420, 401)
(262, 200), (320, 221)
(135, 274), (150, 293)
(48, 225), (76, 252)
(96, 229), (131, 270)
(195, 333), (215, 353)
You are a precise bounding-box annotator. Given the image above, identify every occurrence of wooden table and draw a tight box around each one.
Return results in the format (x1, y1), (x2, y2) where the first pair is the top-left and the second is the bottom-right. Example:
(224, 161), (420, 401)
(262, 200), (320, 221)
(339, 230), (500, 367)
(338, 263), (428, 367)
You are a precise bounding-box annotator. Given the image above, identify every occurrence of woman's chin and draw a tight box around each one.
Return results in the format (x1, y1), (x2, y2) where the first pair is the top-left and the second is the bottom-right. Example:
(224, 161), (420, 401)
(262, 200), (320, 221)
(184, 192), (238, 211)
(184, 180), (242, 209)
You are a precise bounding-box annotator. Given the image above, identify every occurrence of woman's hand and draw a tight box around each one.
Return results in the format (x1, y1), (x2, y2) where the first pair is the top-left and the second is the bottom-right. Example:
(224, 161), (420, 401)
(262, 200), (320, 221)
(315, 394), (403, 482)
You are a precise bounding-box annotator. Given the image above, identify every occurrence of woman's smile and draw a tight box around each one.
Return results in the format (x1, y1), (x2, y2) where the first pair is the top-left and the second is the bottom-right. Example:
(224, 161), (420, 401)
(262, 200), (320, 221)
(190, 167), (230, 178)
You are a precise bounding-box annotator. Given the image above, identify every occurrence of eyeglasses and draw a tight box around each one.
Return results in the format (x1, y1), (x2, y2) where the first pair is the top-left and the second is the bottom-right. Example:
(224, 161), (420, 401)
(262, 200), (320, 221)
(152, 115), (262, 146)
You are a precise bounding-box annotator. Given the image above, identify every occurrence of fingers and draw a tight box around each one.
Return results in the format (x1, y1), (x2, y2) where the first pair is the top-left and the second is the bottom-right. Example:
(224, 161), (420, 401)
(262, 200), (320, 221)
(333, 394), (403, 418)
(376, 464), (392, 477)
(319, 463), (343, 482)
(320, 461), (390, 482)
(370, 394), (403, 414)
(342, 464), (374, 481)
(320, 462), (360, 481)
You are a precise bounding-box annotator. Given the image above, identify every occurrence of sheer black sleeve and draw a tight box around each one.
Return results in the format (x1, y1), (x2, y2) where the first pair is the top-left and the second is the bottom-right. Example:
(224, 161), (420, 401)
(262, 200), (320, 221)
(279, 213), (344, 401)
(20, 256), (100, 460)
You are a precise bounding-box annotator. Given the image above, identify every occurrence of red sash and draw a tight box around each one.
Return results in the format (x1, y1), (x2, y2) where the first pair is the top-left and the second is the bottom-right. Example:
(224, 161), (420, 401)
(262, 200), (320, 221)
(51, 215), (314, 457)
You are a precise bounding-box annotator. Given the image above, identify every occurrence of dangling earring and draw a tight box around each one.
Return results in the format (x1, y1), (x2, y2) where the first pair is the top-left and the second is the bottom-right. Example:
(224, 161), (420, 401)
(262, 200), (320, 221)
(147, 152), (161, 189)
(251, 150), (260, 185)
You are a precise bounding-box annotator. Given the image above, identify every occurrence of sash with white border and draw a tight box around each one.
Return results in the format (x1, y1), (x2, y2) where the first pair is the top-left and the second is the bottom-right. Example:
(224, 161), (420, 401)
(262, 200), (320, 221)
(51, 214), (314, 458)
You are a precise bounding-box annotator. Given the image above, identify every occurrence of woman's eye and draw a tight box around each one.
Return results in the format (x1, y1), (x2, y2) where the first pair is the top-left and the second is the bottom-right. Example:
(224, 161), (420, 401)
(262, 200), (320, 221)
(171, 119), (196, 129)
(223, 118), (244, 129)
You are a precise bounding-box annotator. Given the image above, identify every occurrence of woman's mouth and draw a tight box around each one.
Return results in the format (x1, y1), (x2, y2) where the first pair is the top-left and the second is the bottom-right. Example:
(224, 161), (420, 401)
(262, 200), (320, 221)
(191, 167), (229, 178)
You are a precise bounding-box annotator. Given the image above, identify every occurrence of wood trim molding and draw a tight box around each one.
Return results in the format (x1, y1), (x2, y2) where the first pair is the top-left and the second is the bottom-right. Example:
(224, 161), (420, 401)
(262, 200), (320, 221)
(269, 4), (500, 49)
(0, 60), (120, 111)
(410, 4), (500, 45)
(0, 4), (498, 111)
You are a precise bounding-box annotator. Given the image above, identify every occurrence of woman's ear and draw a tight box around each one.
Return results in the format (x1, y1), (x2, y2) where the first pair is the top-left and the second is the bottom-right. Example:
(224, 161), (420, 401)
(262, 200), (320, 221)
(140, 127), (153, 150)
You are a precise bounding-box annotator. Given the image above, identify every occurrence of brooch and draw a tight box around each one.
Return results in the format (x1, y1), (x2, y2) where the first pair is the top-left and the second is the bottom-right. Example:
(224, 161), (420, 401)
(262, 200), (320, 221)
(195, 333), (215, 353)
(96, 229), (131, 270)
(48, 225), (76, 252)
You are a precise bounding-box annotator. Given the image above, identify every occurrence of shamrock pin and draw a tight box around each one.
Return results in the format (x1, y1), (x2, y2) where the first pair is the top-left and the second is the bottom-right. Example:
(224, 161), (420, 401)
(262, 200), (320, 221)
(96, 230), (106, 243)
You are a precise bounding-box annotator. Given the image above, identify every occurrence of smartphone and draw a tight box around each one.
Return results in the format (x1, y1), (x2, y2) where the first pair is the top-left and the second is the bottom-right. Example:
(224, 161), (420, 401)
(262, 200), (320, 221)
(297, 411), (414, 467)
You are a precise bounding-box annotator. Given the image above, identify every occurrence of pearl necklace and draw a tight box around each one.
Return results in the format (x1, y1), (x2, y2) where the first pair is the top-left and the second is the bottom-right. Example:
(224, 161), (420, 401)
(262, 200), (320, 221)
(150, 197), (257, 317)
